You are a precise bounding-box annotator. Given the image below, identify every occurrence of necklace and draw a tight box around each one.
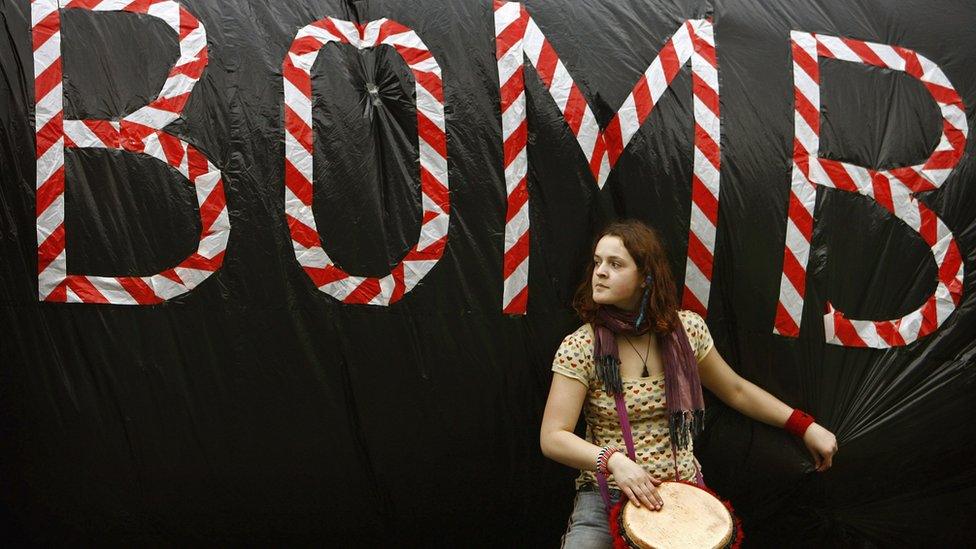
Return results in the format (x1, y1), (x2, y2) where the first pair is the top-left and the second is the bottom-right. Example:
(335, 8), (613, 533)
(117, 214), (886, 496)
(623, 333), (653, 377)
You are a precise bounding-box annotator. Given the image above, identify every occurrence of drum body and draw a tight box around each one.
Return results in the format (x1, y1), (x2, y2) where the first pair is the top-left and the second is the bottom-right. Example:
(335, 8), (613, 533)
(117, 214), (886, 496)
(615, 481), (740, 549)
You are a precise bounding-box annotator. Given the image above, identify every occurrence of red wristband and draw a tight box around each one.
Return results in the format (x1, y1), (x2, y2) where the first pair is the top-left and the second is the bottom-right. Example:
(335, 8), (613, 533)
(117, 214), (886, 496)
(784, 409), (815, 438)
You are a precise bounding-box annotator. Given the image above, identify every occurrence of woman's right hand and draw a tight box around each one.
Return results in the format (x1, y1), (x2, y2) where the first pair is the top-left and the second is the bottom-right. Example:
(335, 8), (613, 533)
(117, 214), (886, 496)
(607, 452), (663, 510)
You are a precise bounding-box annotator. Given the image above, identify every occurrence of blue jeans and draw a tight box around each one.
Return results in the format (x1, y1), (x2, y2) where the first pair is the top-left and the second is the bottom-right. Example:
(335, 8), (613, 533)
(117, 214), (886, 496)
(559, 488), (621, 549)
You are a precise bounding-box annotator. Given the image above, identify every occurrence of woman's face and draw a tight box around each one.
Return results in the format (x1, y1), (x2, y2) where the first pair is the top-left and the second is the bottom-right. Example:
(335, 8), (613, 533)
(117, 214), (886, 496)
(591, 235), (644, 311)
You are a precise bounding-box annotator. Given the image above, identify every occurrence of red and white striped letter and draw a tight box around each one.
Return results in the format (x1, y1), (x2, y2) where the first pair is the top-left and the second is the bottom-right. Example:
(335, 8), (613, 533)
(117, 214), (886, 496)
(775, 31), (967, 347)
(282, 18), (449, 305)
(494, 1), (722, 316)
(32, 0), (229, 304)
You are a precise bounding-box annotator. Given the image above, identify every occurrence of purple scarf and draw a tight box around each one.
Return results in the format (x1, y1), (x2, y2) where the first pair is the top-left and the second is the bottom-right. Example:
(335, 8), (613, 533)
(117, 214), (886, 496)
(592, 306), (705, 449)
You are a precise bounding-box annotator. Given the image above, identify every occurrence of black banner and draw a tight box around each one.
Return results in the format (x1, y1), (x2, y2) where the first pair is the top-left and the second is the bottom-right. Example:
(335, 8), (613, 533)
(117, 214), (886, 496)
(1, 0), (974, 545)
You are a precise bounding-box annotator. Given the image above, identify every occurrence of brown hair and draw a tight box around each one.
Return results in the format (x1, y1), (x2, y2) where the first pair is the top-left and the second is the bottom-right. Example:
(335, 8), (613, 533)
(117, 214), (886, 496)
(572, 220), (680, 333)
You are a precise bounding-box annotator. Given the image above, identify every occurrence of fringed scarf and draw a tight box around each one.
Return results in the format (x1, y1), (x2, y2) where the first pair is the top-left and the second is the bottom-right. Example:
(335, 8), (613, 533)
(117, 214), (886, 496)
(592, 306), (705, 449)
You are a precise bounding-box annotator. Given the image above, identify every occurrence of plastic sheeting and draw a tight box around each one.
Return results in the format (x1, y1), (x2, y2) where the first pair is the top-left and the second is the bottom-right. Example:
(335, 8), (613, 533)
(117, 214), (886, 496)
(1, 0), (974, 545)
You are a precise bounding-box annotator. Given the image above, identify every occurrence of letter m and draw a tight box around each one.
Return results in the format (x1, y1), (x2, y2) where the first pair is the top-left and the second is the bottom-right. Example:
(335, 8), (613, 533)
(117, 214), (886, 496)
(493, 1), (722, 316)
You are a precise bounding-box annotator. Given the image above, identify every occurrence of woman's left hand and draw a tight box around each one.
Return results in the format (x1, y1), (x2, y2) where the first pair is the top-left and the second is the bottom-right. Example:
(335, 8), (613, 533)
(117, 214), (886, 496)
(803, 423), (838, 472)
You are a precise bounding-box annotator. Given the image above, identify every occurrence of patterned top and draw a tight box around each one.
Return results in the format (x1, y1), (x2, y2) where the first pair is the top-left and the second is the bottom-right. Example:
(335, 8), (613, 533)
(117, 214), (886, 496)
(551, 310), (714, 491)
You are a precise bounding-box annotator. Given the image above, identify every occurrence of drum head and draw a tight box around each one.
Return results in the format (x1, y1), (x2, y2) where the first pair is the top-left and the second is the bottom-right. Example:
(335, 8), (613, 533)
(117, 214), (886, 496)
(620, 481), (734, 549)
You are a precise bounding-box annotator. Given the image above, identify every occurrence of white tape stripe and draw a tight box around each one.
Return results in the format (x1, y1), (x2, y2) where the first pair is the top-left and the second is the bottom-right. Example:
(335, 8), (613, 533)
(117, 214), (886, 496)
(671, 23), (694, 64)
(816, 35), (861, 63)
(777, 268), (804, 318)
(146, 0), (180, 31)
(62, 120), (104, 148)
(504, 151), (528, 194)
(33, 31), (61, 77)
(645, 56), (668, 104)
(693, 97), (720, 145)
(548, 61), (573, 113)
(501, 91), (526, 141)
(35, 84), (63, 133)
(692, 55), (719, 89)
(784, 216), (812, 267)
(616, 94), (640, 147)
(180, 25), (207, 56)
(866, 42), (905, 70)
(35, 137), (64, 187)
(502, 254), (529, 308)
(689, 201), (717, 250)
(123, 105), (182, 130)
(494, 2), (522, 37)
(300, 24), (339, 46)
(522, 19), (545, 66)
(683, 260), (709, 305)
(31, 0), (59, 27)
(574, 108), (599, 160)
(497, 45), (524, 85)
(505, 202), (530, 252)
(36, 194), (64, 237)
(917, 54), (952, 88)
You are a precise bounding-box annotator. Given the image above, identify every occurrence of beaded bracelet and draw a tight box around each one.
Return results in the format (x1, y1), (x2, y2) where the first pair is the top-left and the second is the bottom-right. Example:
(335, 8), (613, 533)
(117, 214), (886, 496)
(596, 446), (620, 476)
(784, 408), (815, 438)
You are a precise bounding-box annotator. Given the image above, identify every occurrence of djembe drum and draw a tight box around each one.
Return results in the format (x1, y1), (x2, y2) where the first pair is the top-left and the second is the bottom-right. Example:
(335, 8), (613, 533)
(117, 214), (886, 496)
(614, 481), (740, 549)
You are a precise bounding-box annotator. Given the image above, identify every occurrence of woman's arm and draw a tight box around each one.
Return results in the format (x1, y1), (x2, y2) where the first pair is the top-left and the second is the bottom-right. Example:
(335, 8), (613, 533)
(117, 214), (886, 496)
(540, 373), (663, 509)
(697, 347), (839, 471)
(539, 373), (605, 471)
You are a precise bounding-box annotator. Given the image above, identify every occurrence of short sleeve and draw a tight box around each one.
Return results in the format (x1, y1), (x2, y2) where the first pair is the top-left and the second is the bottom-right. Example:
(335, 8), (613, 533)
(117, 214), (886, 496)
(551, 325), (594, 387)
(679, 311), (715, 363)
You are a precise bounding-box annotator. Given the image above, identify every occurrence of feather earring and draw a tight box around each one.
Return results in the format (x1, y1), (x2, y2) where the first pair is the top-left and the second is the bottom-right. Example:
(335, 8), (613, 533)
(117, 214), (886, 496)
(634, 274), (653, 329)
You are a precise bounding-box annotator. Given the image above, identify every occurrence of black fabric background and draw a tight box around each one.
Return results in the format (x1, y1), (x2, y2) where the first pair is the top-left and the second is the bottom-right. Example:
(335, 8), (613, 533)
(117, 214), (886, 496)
(1, 0), (974, 545)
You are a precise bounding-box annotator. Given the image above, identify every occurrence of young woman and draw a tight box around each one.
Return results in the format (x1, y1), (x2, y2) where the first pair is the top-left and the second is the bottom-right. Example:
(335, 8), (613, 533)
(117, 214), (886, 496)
(540, 220), (838, 548)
